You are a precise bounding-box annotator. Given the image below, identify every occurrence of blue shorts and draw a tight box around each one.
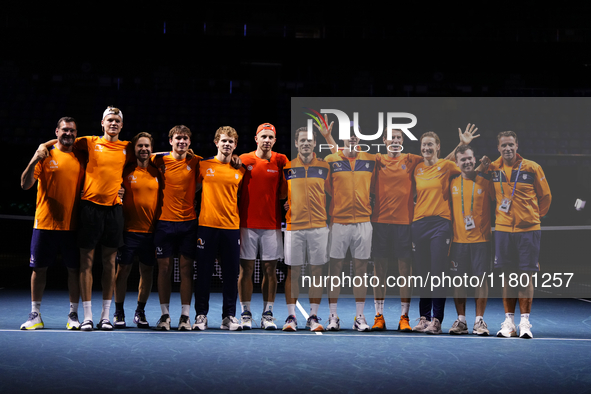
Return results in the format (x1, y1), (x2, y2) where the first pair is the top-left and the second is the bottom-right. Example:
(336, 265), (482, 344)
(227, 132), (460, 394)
(30, 229), (79, 269)
(117, 232), (157, 266)
(154, 219), (198, 260)
(494, 230), (541, 272)
(371, 222), (412, 260)
(450, 242), (491, 276)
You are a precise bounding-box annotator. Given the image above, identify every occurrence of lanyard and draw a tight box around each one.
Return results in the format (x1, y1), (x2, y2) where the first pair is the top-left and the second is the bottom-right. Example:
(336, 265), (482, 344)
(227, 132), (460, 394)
(499, 162), (522, 198)
(461, 176), (475, 216)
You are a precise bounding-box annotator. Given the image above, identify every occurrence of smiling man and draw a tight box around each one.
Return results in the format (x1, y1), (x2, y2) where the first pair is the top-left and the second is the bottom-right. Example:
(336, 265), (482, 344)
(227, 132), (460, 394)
(448, 145), (492, 336)
(193, 126), (246, 331)
(238, 123), (288, 330)
(114, 132), (161, 329)
(489, 131), (551, 339)
(20, 117), (85, 330)
(152, 125), (202, 331)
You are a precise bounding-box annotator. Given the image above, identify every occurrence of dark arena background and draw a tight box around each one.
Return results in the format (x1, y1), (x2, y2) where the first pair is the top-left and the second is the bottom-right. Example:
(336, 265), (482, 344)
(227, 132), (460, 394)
(1, 4), (590, 393)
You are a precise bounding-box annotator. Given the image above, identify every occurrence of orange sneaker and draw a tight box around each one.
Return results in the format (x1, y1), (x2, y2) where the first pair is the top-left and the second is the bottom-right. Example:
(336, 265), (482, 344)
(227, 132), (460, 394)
(372, 314), (386, 331)
(398, 314), (412, 332)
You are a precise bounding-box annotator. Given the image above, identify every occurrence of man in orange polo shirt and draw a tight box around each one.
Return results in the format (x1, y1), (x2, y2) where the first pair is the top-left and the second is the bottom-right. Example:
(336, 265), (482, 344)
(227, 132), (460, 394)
(238, 123), (288, 330)
(20, 117), (85, 330)
(152, 125), (202, 331)
(490, 131), (551, 339)
(114, 132), (161, 329)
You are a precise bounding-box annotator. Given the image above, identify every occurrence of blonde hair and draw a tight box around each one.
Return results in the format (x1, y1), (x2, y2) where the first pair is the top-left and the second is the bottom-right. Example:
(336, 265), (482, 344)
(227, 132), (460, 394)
(214, 126), (239, 144)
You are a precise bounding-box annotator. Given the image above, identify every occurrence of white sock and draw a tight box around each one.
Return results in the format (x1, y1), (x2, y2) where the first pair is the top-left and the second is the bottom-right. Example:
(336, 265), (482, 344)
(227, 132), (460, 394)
(287, 304), (296, 316)
(240, 302), (251, 313)
(160, 303), (170, 315)
(356, 302), (365, 317)
(458, 315), (466, 323)
(520, 313), (530, 323)
(181, 304), (190, 316)
(263, 302), (274, 314)
(374, 299), (384, 315)
(31, 301), (41, 314)
(401, 302), (410, 316)
(475, 315), (483, 324)
(310, 303), (320, 316)
(505, 313), (515, 323)
(100, 299), (111, 321)
(70, 302), (78, 314)
(83, 301), (92, 322)
(329, 302), (337, 317)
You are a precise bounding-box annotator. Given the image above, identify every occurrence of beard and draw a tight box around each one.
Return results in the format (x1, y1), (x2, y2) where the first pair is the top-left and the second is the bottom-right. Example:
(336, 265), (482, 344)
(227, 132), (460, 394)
(59, 134), (74, 147)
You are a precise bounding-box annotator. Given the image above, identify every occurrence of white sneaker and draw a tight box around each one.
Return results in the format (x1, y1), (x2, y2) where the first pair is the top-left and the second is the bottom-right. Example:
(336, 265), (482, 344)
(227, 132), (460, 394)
(66, 312), (80, 330)
(519, 320), (533, 339)
(21, 312), (44, 330)
(156, 314), (171, 331)
(412, 316), (430, 332)
(240, 311), (253, 330)
(353, 315), (370, 332)
(306, 315), (324, 332)
(221, 316), (243, 331)
(326, 315), (340, 331)
(473, 319), (490, 336)
(496, 318), (517, 338)
(192, 315), (208, 330)
(282, 315), (297, 331)
(449, 319), (468, 335)
(178, 315), (192, 331)
(261, 311), (277, 330)
(425, 318), (442, 335)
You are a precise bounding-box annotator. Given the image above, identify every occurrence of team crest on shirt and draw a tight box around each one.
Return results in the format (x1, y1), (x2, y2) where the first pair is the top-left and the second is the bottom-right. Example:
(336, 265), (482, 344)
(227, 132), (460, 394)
(128, 175), (137, 183)
(247, 165), (253, 171)
(206, 168), (215, 177)
(417, 168), (424, 175)
(437, 166), (441, 171)
(49, 160), (58, 169)
(235, 174), (239, 179)
(523, 174), (528, 180)
(477, 189), (482, 194)
(319, 169), (323, 175)
(401, 164), (406, 170)
(365, 163), (370, 169)
(94, 145), (103, 152)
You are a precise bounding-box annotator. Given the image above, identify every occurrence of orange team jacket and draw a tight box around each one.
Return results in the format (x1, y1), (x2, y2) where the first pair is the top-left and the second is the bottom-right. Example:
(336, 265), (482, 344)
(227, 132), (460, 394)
(74, 136), (132, 206)
(371, 153), (423, 225)
(151, 153), (202, 222)
(284, 156), (330, 231)
(325, 151), (376, 225)
(33, 146), (85, 231)
(413, 159), (461, 222)
(197, 157), (246, 230)
(239, 151), (289, 229)
(488, 154), (551, 233)
(450, 173), (492, 243)
(122, 164), (162, 233)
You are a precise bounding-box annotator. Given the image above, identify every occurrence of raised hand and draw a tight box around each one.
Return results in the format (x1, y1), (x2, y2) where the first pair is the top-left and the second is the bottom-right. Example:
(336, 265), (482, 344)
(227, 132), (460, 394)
(458, 123), (480, 145)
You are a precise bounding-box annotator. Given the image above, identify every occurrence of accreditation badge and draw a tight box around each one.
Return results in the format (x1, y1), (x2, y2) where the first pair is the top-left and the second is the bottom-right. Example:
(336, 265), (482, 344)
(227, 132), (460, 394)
(464, 215), (476, 230)
(498, 198), (512, 213)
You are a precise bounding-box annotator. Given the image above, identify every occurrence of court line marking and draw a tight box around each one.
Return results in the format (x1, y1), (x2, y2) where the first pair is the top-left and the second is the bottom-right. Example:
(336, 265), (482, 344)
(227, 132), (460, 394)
(576, 298), (591, 303)
(2, 329), (591, 341)
(296, 300), (322, 335)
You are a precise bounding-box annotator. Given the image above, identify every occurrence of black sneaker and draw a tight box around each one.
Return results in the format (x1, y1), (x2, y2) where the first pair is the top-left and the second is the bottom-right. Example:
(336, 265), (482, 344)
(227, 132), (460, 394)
(133, 310), (149, 328)
(113, 310), (126, 329)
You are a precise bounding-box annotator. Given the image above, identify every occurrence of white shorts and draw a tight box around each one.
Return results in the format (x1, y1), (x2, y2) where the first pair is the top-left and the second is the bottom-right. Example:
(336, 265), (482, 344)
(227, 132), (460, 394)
(239, 228), (284, 260)
(329, 222), (372, 260)
(284, 227), (329, 266)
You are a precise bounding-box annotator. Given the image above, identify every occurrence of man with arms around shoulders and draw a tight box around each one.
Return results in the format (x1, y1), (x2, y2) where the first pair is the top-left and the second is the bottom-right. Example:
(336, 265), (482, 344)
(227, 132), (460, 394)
(20, 117), (84, 330)
(238, 123), (289, 330)
(113, 132), (162, 329)
(151, 125), (202, 331)
(282, 127), (330, 332)
(193, 126), (246, 331)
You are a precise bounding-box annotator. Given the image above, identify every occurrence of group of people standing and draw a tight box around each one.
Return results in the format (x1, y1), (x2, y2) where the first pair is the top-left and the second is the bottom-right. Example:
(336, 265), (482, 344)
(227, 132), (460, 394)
(19, 106), (552, 339)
